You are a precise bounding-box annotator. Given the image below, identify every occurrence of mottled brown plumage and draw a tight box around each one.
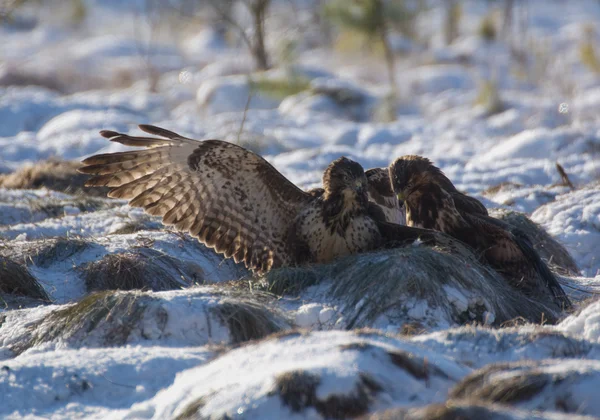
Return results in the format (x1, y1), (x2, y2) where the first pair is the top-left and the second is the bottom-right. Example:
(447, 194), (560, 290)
(388, 156), (488, 217)
(80, 125), (433, 274)
(389, 155), (571, 309)
(365, 167), (405, 225)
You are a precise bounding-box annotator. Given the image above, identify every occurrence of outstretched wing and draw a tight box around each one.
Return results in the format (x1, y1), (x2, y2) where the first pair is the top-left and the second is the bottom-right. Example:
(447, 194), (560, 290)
(365, 167), (405, 225)
(80, 125), (312, 273)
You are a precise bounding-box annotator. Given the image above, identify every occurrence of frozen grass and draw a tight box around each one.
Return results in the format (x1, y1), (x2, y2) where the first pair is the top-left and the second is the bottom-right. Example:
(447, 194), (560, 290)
(81, 249), (188, 293)
(263, 243), (564, 327)
(0, 255), (49, 301)
(450, 359), (600, 415)
(5, 287), (290, 355)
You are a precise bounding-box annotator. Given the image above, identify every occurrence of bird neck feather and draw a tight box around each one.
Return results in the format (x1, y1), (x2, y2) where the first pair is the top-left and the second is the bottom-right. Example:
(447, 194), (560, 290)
(323, 189), (365, 232)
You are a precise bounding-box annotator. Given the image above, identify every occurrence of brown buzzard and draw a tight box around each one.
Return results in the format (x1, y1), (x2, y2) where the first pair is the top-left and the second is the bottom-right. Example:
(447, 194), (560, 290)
(79, 125), (433, 274)
(389, 155), (571, 309)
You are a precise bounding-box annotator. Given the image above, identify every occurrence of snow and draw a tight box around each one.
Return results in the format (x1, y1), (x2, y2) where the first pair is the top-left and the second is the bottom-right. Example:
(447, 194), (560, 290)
(1, 0), (600, 418)
(127, 331), (469, 419)
(532, 187), (600, 276)
(558, 300), (600, 344)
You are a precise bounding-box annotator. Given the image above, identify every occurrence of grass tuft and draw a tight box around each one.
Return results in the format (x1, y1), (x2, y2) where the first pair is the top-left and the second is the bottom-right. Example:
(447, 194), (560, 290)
(11, 290), (149, 354)
(212, 297), (288, 344)
(81, 249), (190, 293)
(0, 256), (49, 301)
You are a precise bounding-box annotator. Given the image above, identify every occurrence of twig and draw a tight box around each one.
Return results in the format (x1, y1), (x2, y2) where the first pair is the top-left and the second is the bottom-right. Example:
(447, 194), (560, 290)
(555, 162), (575, 190)
(100, 373), (137, 389)
(207, 0), (254, 54)
(237, 81), (254, 144)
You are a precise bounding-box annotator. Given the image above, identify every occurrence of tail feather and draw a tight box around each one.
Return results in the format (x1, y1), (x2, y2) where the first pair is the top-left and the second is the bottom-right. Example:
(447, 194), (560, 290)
(513, 229), (572, 310)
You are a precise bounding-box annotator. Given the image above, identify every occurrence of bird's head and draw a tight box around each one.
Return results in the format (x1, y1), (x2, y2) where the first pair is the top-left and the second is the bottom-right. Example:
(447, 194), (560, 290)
(323, 157), (368, 206)
(389, 155), (436, 203)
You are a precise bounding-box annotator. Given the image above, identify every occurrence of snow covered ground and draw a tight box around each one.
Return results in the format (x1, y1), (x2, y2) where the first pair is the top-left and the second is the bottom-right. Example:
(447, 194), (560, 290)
(1, 0), (600, 418)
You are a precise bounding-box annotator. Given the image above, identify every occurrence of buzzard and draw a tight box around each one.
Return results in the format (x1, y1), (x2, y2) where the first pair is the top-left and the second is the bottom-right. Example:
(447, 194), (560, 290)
(389, 155), (572, 309)
(79, 125), (434, 274)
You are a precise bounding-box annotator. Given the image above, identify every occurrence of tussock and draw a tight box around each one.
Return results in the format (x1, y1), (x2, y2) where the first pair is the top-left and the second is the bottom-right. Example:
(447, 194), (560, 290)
(274, 370), (381, 419)
(258, 265), (321, 295)
(450, 359), (600, 415)
(264, 243), (562, 327)
(491, 209), (579, 275)
(367, 401), (569, 420)
(0, 159), (109, 197)
(0, 256), (49, 301)
(30, 238), (91, 268)
(81, 248), (199, 292)
(13, 290), (149, 354)
(327, 245), (562, 326)
(451, 361), (550, 404)
(174, 398), (206, 420)
(8, 287), (290, 355)
(1, 237), (93, 270)
(211, 297), (289, 344)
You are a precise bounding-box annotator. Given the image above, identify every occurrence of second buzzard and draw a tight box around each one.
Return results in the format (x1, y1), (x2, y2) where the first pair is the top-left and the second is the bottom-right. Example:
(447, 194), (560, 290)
(389, 155), (572, 309)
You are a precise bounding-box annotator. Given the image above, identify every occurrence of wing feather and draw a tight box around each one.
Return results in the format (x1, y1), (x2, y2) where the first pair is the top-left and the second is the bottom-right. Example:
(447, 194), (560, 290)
(80, 125), (312, 272)
(365, 167), (405, 225)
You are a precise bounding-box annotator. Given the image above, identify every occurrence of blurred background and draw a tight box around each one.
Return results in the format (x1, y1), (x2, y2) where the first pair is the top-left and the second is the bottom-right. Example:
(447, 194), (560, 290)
(0, 0), (599, 195)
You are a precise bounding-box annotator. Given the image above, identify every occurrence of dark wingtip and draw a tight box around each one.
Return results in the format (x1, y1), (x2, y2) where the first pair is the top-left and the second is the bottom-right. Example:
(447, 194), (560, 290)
(100, 130), (120, 139)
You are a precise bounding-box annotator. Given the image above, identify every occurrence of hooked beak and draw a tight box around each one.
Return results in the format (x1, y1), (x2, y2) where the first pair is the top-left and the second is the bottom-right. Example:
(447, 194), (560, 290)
(355, 180), (365, 193)
(354, 180), (367, 202)
(396, 192), (406, 206)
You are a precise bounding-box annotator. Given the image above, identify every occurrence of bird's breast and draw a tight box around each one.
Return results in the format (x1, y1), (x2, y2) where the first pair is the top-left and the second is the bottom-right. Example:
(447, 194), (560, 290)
(296, 207), (381, 264)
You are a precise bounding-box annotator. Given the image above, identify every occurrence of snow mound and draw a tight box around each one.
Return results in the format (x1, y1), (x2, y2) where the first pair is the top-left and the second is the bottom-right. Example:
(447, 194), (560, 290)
(450, 359), (600, 416)
(413, 326), (599, 369)
(0, 287), (289, 356)
(262, 242), (566, 330)
(369, 401), (593, 420)
(479, 128), (591, 163)
(128, 330), (469, 419)
(0, 346), (213, 419)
